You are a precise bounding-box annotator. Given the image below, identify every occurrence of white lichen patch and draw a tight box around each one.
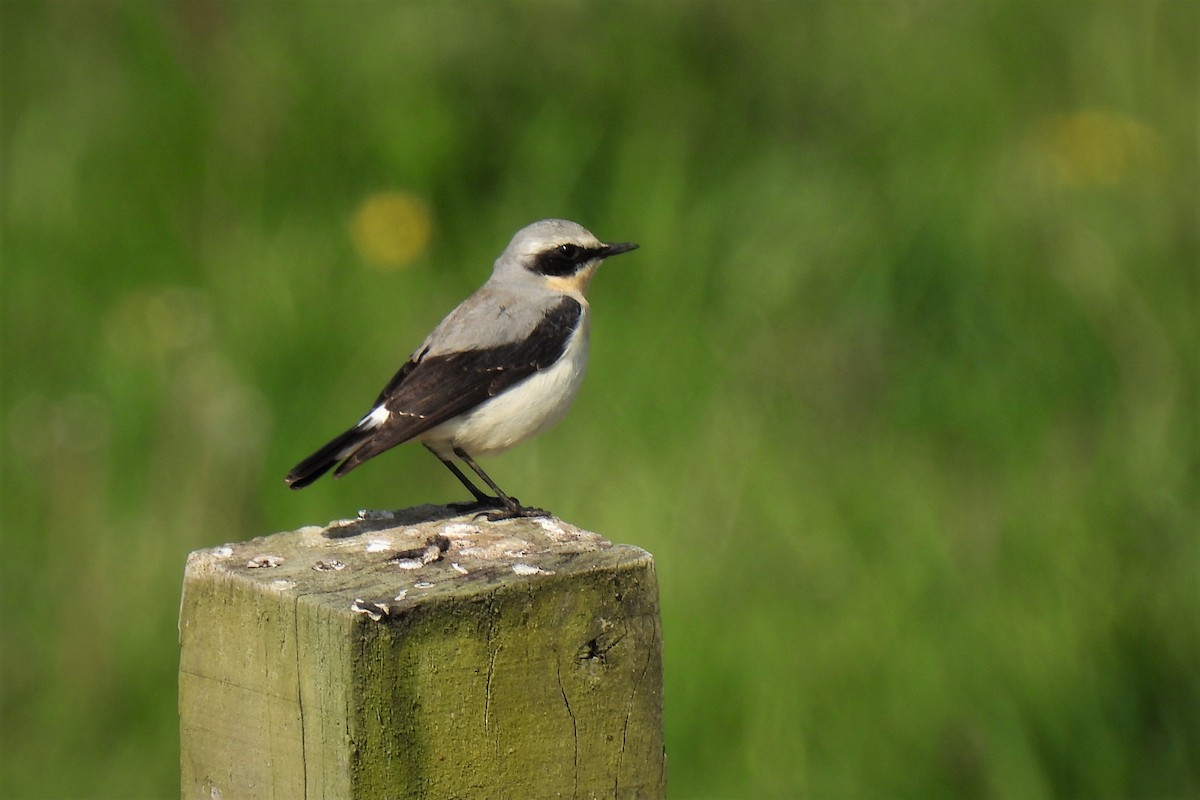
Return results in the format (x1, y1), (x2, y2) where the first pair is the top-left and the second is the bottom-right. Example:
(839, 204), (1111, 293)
(532, 517), (570, 539)
(512, 563), (553, 576)
(456, 535), (526, 560)
(247, 554), (283, 569)
(393, 558), (425, 570)
(268, 579), (296, 592)
(413, 580), (434, 589)
(441, 522), (482, 538)
(312, 559), (346, 571)
(212, 545), (234, 558)
(365, 539), (390, 553)
(451, 562), (469, 575)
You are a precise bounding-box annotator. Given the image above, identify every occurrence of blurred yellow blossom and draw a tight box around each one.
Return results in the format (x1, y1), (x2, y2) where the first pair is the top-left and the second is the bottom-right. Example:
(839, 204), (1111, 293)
(1028, 110), (1163, 188)
(350, 190), (433, 270)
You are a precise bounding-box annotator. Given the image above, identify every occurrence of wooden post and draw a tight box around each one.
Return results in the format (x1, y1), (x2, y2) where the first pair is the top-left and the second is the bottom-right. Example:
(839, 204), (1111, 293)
(178, 505), (665, 799)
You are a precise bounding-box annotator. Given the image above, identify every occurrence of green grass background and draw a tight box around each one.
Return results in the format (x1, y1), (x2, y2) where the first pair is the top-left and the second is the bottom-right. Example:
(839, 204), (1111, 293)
(3, 2), (1197, 797)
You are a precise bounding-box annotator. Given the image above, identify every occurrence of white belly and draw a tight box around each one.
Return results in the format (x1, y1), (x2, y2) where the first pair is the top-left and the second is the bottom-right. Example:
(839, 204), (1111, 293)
(419, 319), (589, 458)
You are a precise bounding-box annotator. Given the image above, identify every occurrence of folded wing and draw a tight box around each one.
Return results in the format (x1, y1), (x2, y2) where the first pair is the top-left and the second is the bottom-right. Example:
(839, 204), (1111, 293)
(285, 296), (582, 488)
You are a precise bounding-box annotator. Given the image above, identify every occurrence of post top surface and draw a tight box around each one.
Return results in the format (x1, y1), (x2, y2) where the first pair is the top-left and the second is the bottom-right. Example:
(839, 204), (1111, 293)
(184, 505), (651, 620)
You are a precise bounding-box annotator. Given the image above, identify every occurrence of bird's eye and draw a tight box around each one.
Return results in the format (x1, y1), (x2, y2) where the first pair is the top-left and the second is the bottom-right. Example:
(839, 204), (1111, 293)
(556, 244), (582, 260)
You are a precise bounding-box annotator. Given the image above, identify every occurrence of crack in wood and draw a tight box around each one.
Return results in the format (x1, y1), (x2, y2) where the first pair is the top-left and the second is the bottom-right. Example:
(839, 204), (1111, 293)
(293, 592), (309, 794)
(556, 654), (579, 800)
(613, 639), (653, 797)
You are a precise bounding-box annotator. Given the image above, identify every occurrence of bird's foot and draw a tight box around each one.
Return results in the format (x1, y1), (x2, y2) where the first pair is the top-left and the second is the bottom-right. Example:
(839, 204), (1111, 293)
(452, 492), (549, 522)
(450, 496), (506, 515)
(481, 505), (551, 522)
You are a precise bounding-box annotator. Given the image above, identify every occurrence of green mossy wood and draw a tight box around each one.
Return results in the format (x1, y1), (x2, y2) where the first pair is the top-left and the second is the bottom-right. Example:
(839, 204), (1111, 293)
(178, 506), (665, 799)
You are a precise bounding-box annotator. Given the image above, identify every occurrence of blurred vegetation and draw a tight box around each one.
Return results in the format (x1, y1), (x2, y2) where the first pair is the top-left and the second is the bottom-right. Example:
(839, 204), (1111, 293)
(2, 1), (1197, 798)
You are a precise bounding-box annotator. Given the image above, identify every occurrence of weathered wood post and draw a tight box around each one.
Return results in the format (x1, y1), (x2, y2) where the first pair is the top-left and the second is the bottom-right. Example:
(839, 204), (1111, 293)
(178, 505), (665, 799)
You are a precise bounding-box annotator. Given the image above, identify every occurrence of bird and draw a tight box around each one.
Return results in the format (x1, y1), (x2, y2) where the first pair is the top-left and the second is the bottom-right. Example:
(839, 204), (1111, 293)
(285, 218), (638, 520)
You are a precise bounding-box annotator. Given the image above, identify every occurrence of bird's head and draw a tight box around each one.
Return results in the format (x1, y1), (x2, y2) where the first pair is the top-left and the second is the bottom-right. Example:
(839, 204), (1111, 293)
(495, 219), (638, 296)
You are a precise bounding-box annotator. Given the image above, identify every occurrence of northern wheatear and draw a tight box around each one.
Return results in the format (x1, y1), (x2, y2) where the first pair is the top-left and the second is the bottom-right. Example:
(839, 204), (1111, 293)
(285, 218), (638, 519)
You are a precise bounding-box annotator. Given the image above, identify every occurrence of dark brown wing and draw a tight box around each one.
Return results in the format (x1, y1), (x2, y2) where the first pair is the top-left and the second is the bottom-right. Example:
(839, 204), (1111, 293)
(328, 296), (583, 477)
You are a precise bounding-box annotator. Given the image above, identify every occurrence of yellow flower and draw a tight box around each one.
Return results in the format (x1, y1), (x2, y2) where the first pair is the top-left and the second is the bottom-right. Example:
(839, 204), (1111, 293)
(350, 191), (433, 270)
(1029, 110), (1162, 188)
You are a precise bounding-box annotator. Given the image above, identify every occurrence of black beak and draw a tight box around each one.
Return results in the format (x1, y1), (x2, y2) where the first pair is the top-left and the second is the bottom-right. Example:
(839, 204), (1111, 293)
(599, 241), (639, 258)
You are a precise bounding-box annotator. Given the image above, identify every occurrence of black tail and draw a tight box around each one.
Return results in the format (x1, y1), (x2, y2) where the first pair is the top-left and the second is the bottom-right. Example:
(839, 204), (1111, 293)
(285, 426), (371, 489)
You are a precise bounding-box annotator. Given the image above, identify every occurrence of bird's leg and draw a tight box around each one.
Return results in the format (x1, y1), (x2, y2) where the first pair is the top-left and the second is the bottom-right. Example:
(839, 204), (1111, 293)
(424, 445), (502, 508)
(452, 447), (550, 521)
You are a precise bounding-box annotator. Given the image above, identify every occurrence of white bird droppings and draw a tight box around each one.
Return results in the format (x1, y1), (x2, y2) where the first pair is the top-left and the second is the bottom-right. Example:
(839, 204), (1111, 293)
(351, 598), (390, 621)
(390, 541), (444, 570)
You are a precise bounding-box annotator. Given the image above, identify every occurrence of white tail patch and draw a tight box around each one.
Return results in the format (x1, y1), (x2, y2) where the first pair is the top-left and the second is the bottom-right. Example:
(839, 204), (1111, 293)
(357, 405), (390, 431)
